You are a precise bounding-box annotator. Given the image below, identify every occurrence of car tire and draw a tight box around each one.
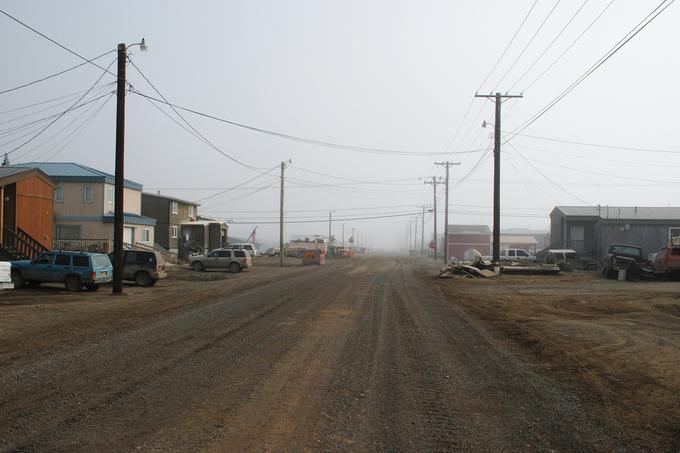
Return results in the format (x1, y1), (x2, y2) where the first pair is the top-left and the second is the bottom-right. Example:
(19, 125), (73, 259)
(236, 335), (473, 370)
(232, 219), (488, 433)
(12, 272), (25, 289)
(229, 262), (241, 273)
(134, 271), (152, 287)
(192, 261), (204, 272)
(65, 276), (82, 292)
(86, 284), (101, 291)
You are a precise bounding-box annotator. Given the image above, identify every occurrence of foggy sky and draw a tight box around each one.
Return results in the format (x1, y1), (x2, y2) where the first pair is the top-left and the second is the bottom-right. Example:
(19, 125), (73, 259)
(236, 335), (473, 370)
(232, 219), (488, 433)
(2, 0), (678, 250)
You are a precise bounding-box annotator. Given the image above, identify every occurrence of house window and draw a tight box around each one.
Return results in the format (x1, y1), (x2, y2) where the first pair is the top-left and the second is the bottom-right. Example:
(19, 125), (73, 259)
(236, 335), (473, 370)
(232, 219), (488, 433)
(141, 228), (151, 243)
(83, 186), (93, 203)
(171, 225), (178, 239)
(107, 186), (114, 205)
(56, 225), (81, 240)
(189, 205), (196, 217)
(171, 201), (178, 214)
(54, 186), (64, 202)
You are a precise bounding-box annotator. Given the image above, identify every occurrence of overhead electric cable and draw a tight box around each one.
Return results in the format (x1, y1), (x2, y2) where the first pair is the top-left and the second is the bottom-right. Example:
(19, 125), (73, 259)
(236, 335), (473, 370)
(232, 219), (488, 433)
(0, 8), (116, 77)
(508, 0), (590, 92)
(494, 0), (563, 90)
(511, 0), (675, 136)
(130, 89), (488, 157)
(523, 0), (618, 92)
(0, 49), (115, 95)
(506, 130), (680, 154)
(127, 58), (270, 173)
(4, 57), (116, 156)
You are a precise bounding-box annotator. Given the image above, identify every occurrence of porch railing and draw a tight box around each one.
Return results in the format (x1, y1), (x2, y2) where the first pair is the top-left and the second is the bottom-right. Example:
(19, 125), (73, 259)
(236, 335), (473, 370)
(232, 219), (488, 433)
(2, 227), (49, 260)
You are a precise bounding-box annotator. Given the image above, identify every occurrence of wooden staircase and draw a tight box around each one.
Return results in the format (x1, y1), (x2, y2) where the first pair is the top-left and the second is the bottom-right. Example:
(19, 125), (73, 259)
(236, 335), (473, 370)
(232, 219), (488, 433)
(0, 227), (48, 261)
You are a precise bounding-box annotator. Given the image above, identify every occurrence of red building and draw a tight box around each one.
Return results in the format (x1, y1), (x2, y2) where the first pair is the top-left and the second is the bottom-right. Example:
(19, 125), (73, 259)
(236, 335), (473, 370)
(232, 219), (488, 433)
(446, 225), (491, 261)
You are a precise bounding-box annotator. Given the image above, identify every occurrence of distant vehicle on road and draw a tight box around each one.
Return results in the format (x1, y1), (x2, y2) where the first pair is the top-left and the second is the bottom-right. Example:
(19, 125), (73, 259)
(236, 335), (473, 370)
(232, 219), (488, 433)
(264, 247), (280, 257)
(11, 251), (112, 291)
(108, 250), (167, 286)
(190, 248), (252, 273)
(225, 243), (259, 257)
(500, 248), (536, 262)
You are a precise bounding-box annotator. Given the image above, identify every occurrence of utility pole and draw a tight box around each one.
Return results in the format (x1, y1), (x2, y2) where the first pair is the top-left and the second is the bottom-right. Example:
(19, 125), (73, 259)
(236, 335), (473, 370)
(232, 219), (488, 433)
(424, 177), (444, 261)
(279, 159), (291, 267)
(328, 210), (334, 256)
(408, 221), (412, 253)
(112, 43), (127, 295)
(475, 92), (522, 263)
(434, 161), (460, 264)
(413, 216), (418, 254)
(420, 205), (426, 256)
(342, 223), (345, 249)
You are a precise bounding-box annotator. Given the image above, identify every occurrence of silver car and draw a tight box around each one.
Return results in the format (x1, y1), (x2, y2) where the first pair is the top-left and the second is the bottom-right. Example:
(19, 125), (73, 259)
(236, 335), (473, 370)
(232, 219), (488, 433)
(190, 249), (252, 273)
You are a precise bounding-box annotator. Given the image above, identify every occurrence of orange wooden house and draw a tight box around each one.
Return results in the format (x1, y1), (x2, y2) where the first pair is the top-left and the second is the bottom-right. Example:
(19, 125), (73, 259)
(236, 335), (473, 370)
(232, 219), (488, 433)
(0, 167), (54, 259)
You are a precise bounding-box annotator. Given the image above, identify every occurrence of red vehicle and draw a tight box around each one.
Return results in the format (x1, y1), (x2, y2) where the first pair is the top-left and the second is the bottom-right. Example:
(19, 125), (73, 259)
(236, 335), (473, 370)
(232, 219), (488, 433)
(653, 246), (680, 278)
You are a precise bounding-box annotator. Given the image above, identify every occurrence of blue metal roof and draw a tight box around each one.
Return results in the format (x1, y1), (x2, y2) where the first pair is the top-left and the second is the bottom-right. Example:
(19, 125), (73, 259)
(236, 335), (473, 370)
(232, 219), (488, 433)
(11, 162), (143, 191)
(103, 212), (157, 226)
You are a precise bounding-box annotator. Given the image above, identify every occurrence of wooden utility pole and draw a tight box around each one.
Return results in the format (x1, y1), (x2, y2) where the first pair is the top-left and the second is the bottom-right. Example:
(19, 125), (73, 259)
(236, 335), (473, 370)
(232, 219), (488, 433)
(279, 160), (290, 267)
(424, 177), (444, 261)
(328, 210), (333, 256)
(112, 43), (127, 294)
(474, 92), (522, 263)
(434, 161), (460, 264)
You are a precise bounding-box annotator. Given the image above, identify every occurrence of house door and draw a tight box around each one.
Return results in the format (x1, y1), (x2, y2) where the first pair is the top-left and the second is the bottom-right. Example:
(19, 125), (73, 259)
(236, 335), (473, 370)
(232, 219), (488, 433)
(124, 227), (135, 245)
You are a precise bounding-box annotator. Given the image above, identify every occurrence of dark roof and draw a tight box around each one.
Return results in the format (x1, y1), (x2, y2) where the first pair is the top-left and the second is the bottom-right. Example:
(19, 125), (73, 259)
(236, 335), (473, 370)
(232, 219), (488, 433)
(11, 162), (143, 191)
(448, 224), (491, 234)
(553, 206), (680, 220)
(142, 192), (200, 206)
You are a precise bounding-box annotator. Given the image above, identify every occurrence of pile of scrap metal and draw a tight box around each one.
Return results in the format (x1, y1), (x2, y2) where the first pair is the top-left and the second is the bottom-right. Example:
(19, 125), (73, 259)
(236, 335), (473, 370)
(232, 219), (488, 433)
(439, 258), (497, 279)
(500, 260), (562, 275)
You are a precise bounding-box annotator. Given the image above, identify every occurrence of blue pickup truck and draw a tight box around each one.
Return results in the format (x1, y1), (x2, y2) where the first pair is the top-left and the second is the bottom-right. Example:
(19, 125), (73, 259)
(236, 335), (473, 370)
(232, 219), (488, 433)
(12, 251), (113, 291)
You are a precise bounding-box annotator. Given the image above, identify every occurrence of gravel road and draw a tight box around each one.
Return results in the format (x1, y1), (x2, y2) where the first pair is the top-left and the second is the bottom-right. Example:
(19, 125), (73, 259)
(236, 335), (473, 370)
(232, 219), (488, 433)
(0, 257), (623, 452)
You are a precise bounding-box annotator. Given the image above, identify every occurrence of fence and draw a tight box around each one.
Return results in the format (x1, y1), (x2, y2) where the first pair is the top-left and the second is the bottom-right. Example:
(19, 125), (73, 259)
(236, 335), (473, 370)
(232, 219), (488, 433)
(53, 239), (112, 254)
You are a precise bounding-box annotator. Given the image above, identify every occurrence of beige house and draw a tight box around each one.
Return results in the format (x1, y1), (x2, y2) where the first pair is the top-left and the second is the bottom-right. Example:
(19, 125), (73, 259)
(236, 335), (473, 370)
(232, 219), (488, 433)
(14, 163), (156, 251)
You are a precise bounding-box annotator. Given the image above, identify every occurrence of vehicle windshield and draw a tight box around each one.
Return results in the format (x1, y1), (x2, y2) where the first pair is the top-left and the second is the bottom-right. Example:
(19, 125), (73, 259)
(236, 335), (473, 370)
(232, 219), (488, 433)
(611, 245), (642, 257)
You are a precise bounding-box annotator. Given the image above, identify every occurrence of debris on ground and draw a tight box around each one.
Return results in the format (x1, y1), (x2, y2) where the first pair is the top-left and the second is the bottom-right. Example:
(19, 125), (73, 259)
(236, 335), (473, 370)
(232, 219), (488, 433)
(439, 257), (561, 278)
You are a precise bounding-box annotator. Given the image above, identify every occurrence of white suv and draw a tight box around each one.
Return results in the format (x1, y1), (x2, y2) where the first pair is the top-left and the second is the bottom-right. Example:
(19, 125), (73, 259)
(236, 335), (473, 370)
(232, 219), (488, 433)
(225, 243), (258, 257)
(500, 248), (536, 262)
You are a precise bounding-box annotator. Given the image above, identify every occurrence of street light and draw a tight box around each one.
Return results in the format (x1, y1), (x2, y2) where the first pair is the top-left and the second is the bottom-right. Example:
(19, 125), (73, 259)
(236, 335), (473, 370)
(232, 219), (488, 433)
(112, 38), (147, 295)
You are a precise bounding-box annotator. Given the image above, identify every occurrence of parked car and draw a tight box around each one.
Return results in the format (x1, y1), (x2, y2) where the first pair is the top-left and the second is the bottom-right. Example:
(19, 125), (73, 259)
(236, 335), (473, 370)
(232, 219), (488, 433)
(652, 246), (680, 278)
(602, 243), (653, 280)
(190, 248), (252, 272)
(108, 250), (167, 286)
(225, 243), (258, 257)
(11, 251), (112, 291)
(500, 248), (536, 262)
(542, 249), (577, 270)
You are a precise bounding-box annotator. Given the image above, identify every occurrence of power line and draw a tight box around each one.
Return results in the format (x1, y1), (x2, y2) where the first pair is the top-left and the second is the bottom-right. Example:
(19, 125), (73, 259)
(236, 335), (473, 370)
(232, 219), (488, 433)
(493, 0), (563, 90)
(0, 83), (115, 154)
(195, 168), (279, 203)
(129, 89), (488, 157)
(17, 92), (115, 163)
(127, 58), (270, 174)
(505, 130), (680, 154)
(507, 144), (592, 205)
(511, 0), (676, 136)
(478, 0), (540, 92)
(0, 49), (115, 95)
(0, 8), (117, 77)
(523, 0), (618, 93)
(507, 0), (590, 92)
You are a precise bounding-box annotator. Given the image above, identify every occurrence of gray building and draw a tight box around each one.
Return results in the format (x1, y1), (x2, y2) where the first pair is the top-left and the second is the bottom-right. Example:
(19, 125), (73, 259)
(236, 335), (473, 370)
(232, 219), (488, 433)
(550, 206), (680, 263)
(141, 193), (199, 253)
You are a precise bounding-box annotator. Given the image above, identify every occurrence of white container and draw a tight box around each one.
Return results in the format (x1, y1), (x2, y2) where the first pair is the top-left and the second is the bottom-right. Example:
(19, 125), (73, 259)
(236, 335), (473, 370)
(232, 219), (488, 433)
(617, 269), (626, 281)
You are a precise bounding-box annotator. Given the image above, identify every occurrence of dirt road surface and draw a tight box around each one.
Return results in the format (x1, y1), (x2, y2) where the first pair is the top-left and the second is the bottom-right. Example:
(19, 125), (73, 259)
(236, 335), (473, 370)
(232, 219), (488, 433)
(0, 256), (661, 451)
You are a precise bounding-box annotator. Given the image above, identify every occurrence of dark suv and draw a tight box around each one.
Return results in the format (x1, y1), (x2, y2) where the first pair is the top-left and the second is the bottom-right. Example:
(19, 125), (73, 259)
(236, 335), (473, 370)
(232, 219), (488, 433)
(109, 250), (167, 286)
